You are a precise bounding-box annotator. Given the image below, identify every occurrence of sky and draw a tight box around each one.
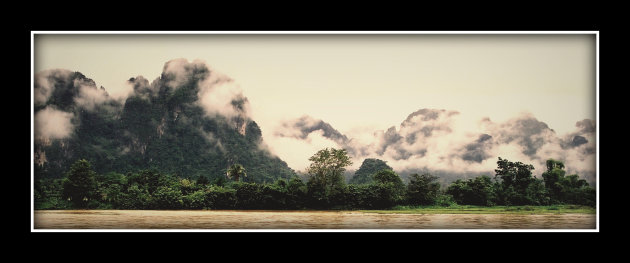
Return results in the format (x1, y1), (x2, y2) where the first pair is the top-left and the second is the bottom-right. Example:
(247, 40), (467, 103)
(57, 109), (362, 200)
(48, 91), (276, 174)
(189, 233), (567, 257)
(33, 32), (597, 175)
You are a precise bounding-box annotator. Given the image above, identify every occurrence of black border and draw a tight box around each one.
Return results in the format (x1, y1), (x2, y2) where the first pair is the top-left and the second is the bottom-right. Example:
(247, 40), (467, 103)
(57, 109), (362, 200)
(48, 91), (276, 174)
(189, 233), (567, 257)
(20, 20), (606, 248)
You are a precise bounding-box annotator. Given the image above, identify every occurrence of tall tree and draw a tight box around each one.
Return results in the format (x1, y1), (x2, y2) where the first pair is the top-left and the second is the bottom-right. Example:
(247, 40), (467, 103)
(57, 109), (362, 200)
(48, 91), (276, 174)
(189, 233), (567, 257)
(305, 148), (352, 208)
(372, 169), (406, 207)
(62, 159), (97, 208)
(406, 173), (441, 206)
(227, 164), (247, 182)
(494, 157), (536, 205)
(542, 159), (566, 202)
(306, 148), (352, 190)
(446, 175), (496, 206)
(495, 157), (535, 190)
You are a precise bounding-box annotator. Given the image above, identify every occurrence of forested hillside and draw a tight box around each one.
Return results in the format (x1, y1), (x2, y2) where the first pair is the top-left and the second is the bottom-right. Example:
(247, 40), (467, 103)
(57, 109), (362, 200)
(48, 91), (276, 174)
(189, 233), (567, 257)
(34, 60), (296, 183)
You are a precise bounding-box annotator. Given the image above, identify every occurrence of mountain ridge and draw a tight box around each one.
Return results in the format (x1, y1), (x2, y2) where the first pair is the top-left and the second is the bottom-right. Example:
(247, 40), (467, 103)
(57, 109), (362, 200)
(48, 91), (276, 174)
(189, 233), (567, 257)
(34, 59), (296, 183)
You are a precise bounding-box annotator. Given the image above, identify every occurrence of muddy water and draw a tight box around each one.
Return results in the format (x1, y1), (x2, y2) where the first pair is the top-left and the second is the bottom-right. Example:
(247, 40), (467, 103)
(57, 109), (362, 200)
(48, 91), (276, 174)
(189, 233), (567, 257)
(33, 210), (596, 230)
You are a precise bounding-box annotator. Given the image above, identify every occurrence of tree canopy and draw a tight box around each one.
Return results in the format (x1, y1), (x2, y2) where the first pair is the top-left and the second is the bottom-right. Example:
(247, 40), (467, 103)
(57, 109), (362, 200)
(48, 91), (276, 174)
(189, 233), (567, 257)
(306, 147), (352, 190)
(227, 164), (247, 182)
(62, 159), (97, 208)
(36, 155), (595, 210)
(406, 173), (441, 206)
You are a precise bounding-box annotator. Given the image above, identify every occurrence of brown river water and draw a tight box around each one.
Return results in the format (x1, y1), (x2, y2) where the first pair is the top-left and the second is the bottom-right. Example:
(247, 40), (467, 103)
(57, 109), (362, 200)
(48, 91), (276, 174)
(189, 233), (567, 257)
(33, 210), (596, 230)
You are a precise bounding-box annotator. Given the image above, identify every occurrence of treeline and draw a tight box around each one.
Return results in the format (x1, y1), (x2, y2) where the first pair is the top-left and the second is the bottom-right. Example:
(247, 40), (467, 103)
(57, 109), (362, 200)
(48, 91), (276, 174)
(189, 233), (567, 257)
(446, 158), (595, 206)
(34, 148), (596, 210)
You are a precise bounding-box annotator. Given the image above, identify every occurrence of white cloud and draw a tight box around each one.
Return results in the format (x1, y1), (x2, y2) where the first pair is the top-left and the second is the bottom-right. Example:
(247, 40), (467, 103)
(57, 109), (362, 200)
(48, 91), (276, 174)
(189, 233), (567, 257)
(34, 69), (73, 106)
(34, 106), (74, 142)
(163, 58), (208, 89)
(198, 80), (250, 119)
(73, 79), (110, 111)
(264, 129), (340, 172)
(266, 109), (597, 184)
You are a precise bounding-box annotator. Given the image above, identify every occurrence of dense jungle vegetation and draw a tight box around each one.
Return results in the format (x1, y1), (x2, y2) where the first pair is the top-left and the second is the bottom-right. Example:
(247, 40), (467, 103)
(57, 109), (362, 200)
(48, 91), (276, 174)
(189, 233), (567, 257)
(34, 148), (595, 210)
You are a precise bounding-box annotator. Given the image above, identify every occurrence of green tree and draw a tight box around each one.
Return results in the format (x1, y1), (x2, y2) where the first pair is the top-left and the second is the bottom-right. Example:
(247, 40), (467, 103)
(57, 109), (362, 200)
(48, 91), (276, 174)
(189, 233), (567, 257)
(182, 190), (206, 209)
(494, 157), (536, 205)
(122, 184), (150, 209)
(305, 148), (353, 208)
(558, 174), (594, 205)
(260, 182), (288, 209)
(196, 175), (210, 186)
(542, 159), (566, 202)
(232, 182), (260, 209)
(541, 158), (594, 205)
(306, 148), (352, 190)
(286, 177), (307, 209)
(373, 169), (403, 186)
(446, 175), (496, 206)
(126, 169), (173, 195)
(62, 159), (98, 208)
(373, 169), (405, 199)
(178, 178), (200, 195)
(355, 169), (406, 209)
(405, 173), (441, 206)
(151, 186), (183, 209)
(206, 186), (237, 209)
(525, 177), (549, 205)
(226, 164), (247, 182)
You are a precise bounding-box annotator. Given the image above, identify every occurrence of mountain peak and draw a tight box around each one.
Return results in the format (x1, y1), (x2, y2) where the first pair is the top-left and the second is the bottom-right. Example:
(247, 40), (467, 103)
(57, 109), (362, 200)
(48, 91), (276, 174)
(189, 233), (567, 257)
(34, 60), (296, 182)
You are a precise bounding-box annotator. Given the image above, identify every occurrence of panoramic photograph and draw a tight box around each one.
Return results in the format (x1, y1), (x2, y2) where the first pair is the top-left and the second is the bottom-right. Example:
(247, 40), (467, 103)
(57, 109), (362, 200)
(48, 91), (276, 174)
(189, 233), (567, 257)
(31, 32), (598, 231)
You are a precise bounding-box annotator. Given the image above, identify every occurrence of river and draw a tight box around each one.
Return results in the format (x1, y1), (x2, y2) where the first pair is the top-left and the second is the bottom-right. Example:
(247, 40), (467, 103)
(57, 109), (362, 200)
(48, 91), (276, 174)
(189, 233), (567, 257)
(33, 210), (596, 230)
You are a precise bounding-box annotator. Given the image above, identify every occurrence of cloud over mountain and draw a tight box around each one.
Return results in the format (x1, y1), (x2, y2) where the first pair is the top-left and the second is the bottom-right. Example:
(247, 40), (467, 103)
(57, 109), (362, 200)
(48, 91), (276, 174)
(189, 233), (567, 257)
(34, 106), (74, 142)
(273, 109), (596, 185)
(275, 115), (350, 145)
(34, 69), (119, 143)
(34, 59), (294, 182)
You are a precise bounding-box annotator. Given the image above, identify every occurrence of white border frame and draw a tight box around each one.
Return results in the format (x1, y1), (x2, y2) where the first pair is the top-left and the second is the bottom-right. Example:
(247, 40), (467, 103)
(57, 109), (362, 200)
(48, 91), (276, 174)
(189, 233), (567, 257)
(30, 30), (600, 233)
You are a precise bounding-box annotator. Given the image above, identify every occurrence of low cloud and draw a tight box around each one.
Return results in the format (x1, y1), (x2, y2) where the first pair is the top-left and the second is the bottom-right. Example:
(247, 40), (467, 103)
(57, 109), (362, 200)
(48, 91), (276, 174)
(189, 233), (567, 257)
(162, 58), (210, 90)
(34, 69), (73, 106)
(35, 68), (116, 112)
(562, 119), (596, 153)
(460, 134), (493, 163)
(481, 112), (558, 157)
(154, 58), (252, 127)
(34, 69), (116, 145)
(266, 129), (340, 173)
(126, 76), (157, 100)
(34, 106), (74, 142)
(275, 115), (349, 145)
(270, 109), (596, 185)
(198, 79), (251, 121)
(73, 79), (111, 111)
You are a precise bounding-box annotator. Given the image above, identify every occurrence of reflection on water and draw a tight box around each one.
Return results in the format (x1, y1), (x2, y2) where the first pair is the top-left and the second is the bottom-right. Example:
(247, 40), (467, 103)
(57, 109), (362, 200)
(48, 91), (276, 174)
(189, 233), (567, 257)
(33, 210), (596, 230)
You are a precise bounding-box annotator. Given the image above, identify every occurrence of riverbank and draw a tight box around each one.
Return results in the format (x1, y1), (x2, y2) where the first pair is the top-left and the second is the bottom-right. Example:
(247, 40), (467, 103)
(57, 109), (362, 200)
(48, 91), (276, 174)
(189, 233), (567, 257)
(361, 205), (596, 215)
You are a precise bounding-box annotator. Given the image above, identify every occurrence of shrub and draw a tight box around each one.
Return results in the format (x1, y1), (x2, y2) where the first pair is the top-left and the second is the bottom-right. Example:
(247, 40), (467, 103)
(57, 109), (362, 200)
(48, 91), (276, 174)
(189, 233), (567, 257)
(206, 186), (236, 209)
(182, 190), (207, 209)
(435, 194), (457, 207)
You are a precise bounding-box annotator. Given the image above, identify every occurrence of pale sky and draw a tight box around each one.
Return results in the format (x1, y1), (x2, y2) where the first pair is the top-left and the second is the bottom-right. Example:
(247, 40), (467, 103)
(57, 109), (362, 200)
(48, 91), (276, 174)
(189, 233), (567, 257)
(34, 33), (597, 170)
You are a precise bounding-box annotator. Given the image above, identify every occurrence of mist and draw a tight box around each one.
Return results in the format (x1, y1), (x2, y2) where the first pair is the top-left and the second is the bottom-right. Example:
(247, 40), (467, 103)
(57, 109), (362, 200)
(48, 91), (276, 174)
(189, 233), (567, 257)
(34, 106), (74, 143)
(271, 109), (596, 185)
